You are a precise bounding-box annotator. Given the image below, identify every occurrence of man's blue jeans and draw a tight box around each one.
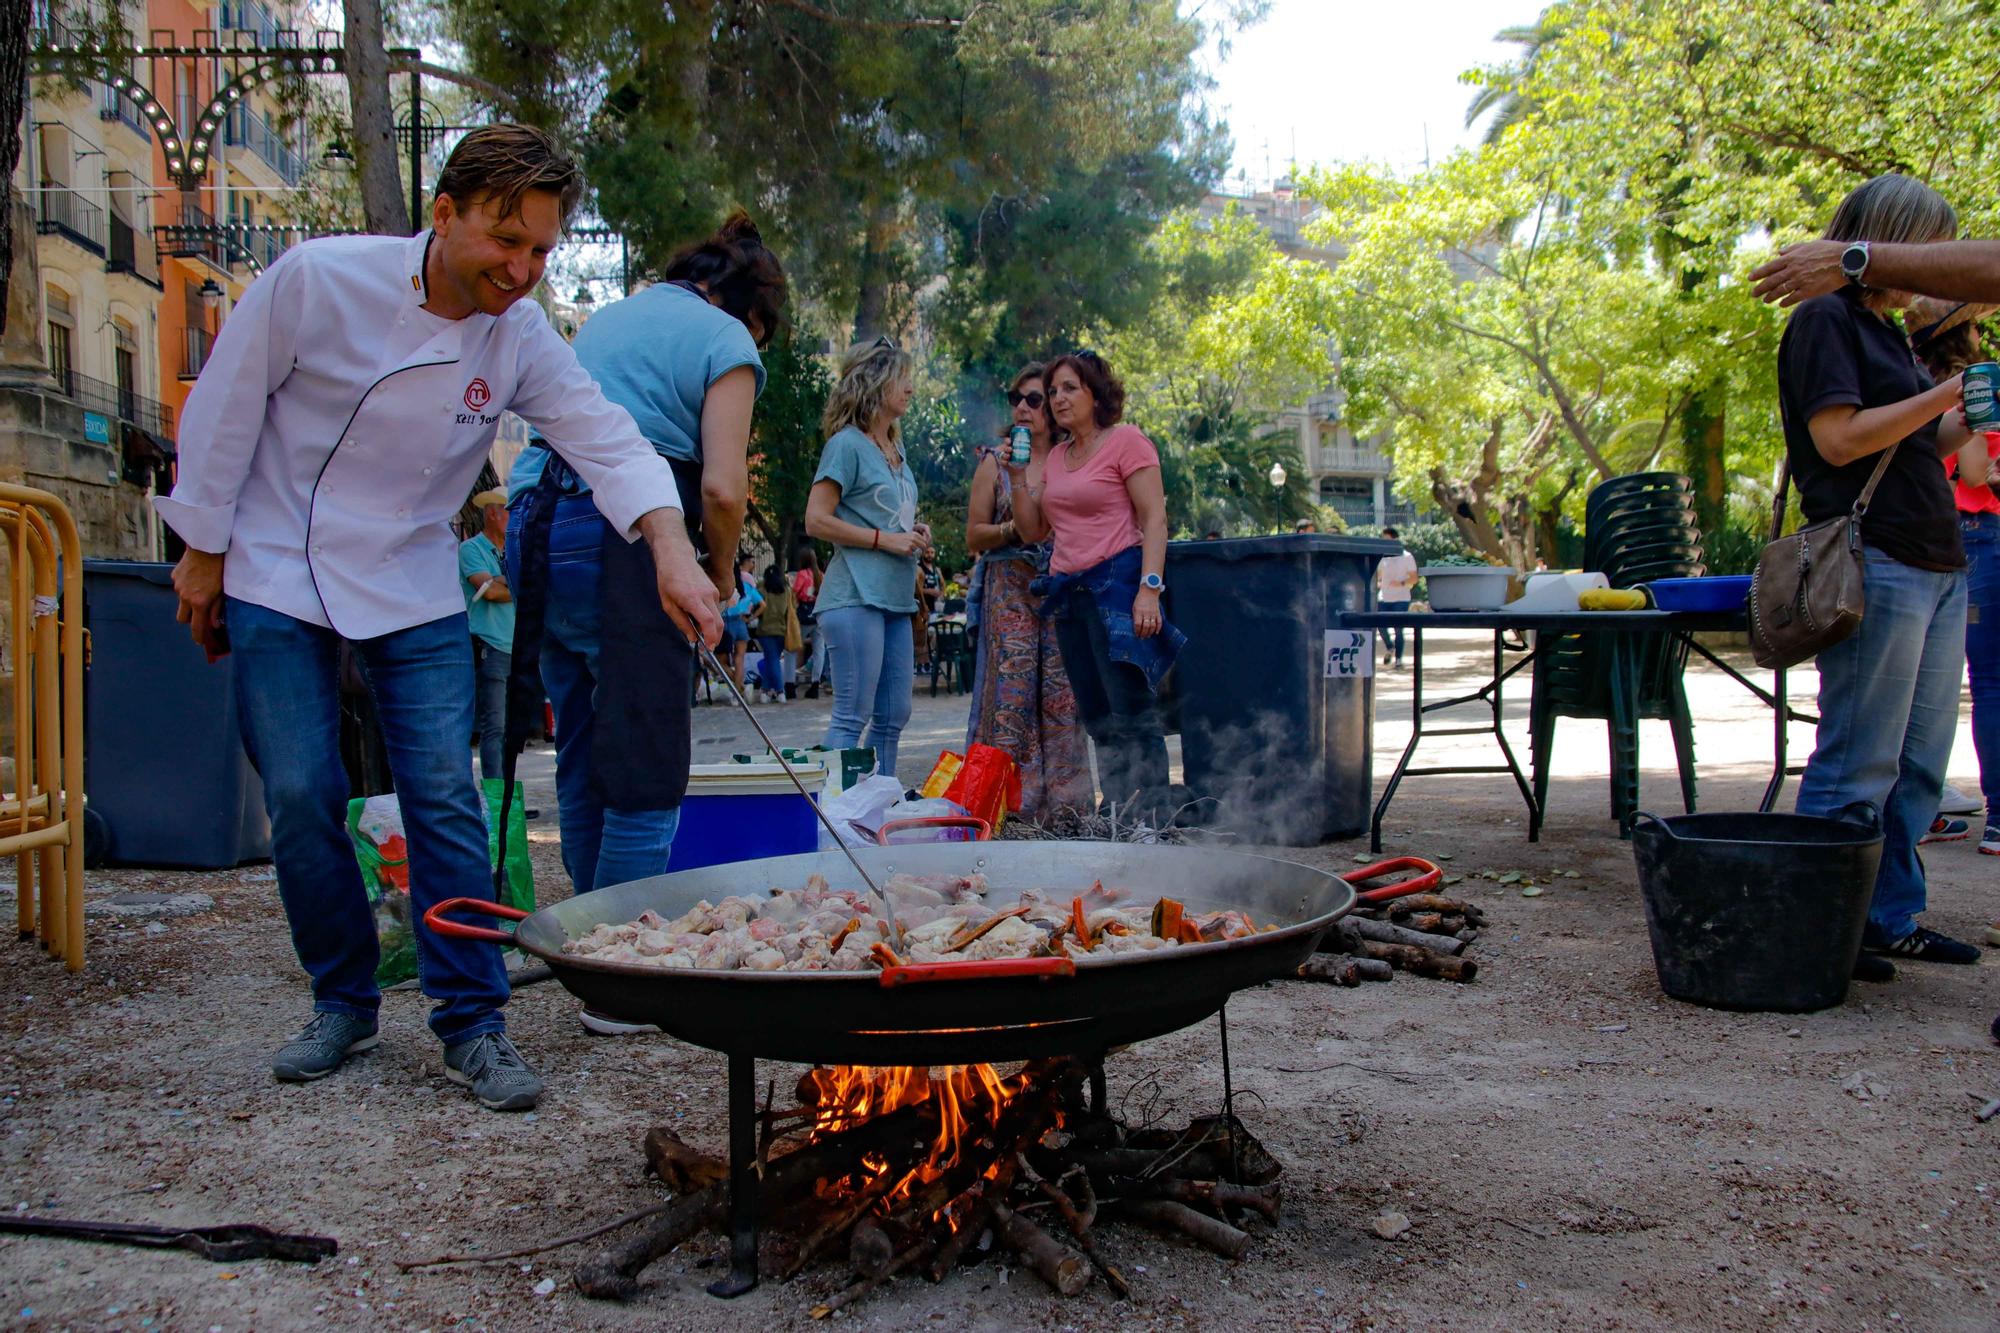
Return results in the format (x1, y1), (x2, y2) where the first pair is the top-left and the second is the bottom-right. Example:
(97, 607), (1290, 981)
(1960, 513), (2000, 826)
(227, 597), (509, 1044)
(508, 495), (679, 896)
(1795, 546), (1967, 941)
(473, 640), (509, 784)
(819, 605), (914, 777)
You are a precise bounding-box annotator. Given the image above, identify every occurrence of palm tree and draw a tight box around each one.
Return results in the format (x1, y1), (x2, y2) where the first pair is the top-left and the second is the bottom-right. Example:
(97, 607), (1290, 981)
(1464, 18), (1564, 145)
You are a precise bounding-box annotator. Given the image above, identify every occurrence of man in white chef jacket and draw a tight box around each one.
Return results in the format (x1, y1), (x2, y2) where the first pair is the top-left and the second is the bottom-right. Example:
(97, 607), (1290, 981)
(155, 125), (723, 1111)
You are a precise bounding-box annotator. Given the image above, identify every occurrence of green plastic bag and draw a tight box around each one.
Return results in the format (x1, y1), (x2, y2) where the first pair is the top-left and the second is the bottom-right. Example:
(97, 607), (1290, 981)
(348, 779), (536, 987)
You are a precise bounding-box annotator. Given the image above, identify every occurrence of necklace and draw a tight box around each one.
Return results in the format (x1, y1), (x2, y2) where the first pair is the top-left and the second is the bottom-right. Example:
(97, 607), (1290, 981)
(1065, 426), (1103, 470)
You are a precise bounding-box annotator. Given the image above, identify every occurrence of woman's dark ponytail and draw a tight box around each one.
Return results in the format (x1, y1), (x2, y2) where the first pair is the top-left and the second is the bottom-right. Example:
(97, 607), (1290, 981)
(662, 209), (788, 347)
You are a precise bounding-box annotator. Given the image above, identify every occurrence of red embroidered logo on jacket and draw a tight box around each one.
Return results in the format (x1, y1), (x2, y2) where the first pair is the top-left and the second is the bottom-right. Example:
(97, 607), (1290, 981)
(464, 378), (491, 412)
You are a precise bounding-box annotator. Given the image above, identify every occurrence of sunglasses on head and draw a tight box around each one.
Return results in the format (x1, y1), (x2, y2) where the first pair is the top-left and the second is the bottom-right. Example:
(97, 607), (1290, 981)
(1006, 389), (1046, 409)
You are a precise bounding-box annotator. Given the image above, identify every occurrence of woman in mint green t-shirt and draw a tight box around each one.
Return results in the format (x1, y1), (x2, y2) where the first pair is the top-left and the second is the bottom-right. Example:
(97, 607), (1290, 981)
(805, 339), (932, 778)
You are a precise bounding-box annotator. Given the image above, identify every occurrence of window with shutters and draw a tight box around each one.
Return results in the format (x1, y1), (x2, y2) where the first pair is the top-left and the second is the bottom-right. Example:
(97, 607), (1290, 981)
(46, 289), (75, 393)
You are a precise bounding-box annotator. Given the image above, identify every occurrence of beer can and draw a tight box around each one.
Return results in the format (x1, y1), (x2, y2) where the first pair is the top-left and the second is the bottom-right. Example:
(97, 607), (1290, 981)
(1008, 425), (1032, 467)
(1966, 361), (2000, 433)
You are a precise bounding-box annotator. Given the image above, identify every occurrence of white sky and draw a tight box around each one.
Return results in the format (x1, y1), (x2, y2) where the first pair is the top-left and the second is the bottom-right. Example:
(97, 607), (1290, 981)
(1204, 0), (1547, 186)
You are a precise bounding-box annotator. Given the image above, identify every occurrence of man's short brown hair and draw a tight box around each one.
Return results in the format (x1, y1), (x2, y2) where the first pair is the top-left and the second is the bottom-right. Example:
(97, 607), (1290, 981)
(434, 124), (584, 225)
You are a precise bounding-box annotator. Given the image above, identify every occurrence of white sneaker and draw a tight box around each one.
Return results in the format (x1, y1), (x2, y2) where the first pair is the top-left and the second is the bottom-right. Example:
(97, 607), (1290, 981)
(580, 1010), (662, 1037)
(1939, 782), (1982, 815)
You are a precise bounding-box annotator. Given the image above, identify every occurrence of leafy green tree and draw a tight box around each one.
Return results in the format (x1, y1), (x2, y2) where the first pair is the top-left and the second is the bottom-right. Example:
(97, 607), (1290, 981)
(746, 327), (834, 565)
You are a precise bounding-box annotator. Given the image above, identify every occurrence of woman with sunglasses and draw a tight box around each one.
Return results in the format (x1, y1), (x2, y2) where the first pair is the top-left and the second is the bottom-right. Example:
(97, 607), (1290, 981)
(806, 338), (931, 778)
(1009, 350), (1184, 820)
(963, 363), (1093, 817)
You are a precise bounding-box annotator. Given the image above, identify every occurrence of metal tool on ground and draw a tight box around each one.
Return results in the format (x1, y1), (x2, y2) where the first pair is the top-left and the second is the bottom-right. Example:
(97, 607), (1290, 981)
(1342, 857), (1444, 904)
(0, 1215), (337, 1262)
(695, 635), (900, 940)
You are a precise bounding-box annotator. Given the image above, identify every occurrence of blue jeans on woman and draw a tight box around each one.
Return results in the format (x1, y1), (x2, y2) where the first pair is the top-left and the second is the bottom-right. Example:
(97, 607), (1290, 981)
(228, 597), (511, 1044)
(819, 605), (914, 777)
(1795, 546), (1967, 942)
(507, 495), (680, 896)
(756, 635), (790, 694)
(1961, 513), (2000, 830)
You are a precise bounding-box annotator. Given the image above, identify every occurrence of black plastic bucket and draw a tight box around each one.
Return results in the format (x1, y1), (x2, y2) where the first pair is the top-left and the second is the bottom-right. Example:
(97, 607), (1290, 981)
(1629, 809), (1882, 1013)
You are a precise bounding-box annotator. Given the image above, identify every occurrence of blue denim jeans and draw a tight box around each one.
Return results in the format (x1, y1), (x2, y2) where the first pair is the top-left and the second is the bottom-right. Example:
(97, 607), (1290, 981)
(227, 597), (510, 1044)
(508, 495), (680, 896)
(1795, 546), (1967, 940)
(756, 635), (790, 693)
(1961, 513), (2000, 826)
(472, 640), (510, 784)
(1378, 599), (1410, 663)
(819, 604), (914, 777)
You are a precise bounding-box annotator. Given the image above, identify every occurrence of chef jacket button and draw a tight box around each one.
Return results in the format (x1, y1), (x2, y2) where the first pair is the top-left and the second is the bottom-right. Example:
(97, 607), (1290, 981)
(397, 508), (410, 518)
(423, 467), (433, 476)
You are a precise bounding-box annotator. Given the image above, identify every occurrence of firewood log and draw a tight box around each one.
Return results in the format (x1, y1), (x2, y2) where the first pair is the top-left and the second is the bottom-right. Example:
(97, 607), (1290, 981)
(1385, 893), (1484, 923)
(1116, 1199), (1250, 1259)
(1076, 1147), (1223, 1182)
(573, 1187), (719, 1300)
(1344, 916), (1467, 956)
(1356, 939), (1479, 982)
(1295, 955), (1394, 985)
(1122, 1177), (1282, 1223)
(991, 1201), (1092, 1296)
(642, 1127), (727, 1193)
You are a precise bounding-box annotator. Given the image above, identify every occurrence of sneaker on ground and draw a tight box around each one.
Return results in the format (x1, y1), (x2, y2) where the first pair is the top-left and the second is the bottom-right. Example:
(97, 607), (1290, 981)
(1865, 925), (1981, 965)
(1920, 816), (1972, 844)
(581, 1009), (664, 1037)
(271, 1011), (379, 1082)
(1987, 921), (2000, 947)
(1982, 826), (2000, 857)
(1851, 952), (1896, 984)
(1939, 782), (1983, 815)
(443, 1032), (543, 1111)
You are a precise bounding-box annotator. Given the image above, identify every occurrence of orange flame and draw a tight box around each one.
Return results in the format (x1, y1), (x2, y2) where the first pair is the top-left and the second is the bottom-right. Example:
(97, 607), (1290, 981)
(798, 1064), (1025, 1222)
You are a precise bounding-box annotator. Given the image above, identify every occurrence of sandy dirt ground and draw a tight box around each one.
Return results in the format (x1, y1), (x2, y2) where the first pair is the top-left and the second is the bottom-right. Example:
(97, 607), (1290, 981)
(2, 634), (1997, 1332)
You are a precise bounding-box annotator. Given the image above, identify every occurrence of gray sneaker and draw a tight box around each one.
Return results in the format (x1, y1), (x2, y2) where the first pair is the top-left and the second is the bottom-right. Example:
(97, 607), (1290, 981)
(271, 1012), (379, 1082)
(442, 1032), (543, 1111)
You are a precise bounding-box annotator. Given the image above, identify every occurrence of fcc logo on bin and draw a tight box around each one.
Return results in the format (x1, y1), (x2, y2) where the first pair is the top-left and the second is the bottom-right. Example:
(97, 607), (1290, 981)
(464, 378), (492, 412)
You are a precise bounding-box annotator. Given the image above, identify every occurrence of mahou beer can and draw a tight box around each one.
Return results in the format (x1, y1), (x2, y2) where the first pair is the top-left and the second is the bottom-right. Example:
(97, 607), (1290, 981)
(1966, 361), (2000, 433)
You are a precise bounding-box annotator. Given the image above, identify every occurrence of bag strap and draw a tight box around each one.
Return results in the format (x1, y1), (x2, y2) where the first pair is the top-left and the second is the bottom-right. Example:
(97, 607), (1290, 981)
(1768, 441), (1901, 541)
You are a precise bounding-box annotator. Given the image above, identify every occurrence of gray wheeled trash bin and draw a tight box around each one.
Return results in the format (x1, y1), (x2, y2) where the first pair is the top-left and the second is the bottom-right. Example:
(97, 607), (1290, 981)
(83, 560), (270, 867)
(1165, 534), (1394, 844)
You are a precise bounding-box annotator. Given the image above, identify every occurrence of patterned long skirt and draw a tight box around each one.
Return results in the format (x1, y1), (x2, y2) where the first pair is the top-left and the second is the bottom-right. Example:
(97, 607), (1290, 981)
(965, 557), (1094, 820)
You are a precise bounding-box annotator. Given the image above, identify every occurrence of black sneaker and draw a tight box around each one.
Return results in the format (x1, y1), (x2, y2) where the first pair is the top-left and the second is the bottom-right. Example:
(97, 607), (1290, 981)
(272, 1012), (379, 1082)
(1866, 925), (1981, 965)
(1851, 952), (1896, 983)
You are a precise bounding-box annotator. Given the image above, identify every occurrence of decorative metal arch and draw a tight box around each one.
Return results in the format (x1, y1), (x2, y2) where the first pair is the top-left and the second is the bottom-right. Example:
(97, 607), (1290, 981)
(29, 25), (347, 191)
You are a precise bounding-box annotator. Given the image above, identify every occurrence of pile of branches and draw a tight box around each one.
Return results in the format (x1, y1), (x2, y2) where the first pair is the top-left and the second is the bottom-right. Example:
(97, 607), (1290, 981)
(1296, 892), (1484, 986)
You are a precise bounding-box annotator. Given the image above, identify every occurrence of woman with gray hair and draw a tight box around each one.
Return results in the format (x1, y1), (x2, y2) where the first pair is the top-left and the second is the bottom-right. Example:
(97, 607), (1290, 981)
(1780, 173), (1981, 974)
(805, 338), (932, 777)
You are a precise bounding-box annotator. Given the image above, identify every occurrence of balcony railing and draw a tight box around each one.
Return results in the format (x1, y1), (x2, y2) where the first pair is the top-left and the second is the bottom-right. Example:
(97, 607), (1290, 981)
(225, 105), (305, 186)
(182, 327), (215, 380)
(231, 227), (288, 271)
(96, 82), (152, 140)
(158, 204), (231, 268)
(34, 187), (106, 255)
(1315, 445), (1393, 476)
(217, 0), (283, 46)
(47, 367), (175, 443)
(106, 212), (161, 285)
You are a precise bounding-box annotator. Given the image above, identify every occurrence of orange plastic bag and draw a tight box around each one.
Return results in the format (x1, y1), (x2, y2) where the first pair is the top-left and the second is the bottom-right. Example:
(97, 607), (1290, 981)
(943, 743), (1022, 833)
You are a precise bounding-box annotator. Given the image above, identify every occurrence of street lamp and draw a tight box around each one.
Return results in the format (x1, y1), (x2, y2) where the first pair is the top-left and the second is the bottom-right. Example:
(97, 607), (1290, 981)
(320, 139), (353, 171)
(198, 277), (225, 311)
(573, 283), (594, 308)
(1268, 460), (1288, 490)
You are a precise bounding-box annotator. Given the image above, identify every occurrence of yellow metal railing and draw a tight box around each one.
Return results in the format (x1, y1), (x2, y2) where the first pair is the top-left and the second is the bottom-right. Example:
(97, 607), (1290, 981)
(0, 486), (85, 971)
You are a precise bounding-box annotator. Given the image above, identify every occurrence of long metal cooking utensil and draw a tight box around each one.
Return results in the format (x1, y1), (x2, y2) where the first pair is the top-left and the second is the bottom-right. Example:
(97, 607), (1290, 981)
(694, 637), (902, 940)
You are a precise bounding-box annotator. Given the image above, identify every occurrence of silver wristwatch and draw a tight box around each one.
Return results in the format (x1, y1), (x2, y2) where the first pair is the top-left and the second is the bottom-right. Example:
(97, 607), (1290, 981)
(1840, 240), (1871, 286)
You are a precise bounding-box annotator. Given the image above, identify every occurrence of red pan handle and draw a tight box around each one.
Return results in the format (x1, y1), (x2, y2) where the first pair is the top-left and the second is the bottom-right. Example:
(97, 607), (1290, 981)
(1344, 857), (1444, 904)
(878, 956), (1076, 987)
(424, 896), (530, 944)
(874, 816), (993, 845)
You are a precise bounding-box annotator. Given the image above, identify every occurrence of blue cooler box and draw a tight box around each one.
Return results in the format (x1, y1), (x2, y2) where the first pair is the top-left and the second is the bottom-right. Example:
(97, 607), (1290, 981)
(671, 762), (827, 873)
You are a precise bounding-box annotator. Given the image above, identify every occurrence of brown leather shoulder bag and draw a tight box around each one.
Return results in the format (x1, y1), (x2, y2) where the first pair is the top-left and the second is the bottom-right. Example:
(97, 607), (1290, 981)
(1747, 443), (1898, 670)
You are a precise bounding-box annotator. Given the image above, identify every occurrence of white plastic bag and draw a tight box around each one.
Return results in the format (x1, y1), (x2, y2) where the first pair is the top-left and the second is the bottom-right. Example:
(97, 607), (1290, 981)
(817, 774), (907, 849)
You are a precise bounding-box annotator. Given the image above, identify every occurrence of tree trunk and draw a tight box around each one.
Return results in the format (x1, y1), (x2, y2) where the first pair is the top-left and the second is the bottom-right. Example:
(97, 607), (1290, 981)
(0, 0), (31, 338)
(1680, 376), (1726, 537)
(342, 0), (413, 235)
(851, 198), (900, 342)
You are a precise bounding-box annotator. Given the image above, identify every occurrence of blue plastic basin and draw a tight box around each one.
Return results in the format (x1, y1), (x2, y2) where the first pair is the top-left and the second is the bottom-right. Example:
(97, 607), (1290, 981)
(1645, 575), (1751, 613)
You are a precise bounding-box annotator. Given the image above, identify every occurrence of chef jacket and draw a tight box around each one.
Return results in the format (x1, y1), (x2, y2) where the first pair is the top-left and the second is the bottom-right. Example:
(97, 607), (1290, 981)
(154, 230), (683, 641)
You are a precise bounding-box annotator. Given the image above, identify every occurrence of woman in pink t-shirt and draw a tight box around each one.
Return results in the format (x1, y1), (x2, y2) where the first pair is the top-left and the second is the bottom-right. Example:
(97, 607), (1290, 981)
(1009, 351), (1181, 819)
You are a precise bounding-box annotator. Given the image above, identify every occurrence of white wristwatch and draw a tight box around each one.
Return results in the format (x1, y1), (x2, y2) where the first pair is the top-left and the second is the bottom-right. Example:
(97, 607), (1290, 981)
(1140, 572), (1165, 592)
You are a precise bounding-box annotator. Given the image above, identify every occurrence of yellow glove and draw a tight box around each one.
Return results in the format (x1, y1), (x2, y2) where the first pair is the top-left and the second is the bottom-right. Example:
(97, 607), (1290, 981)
(1578, 588), (1649, 612)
